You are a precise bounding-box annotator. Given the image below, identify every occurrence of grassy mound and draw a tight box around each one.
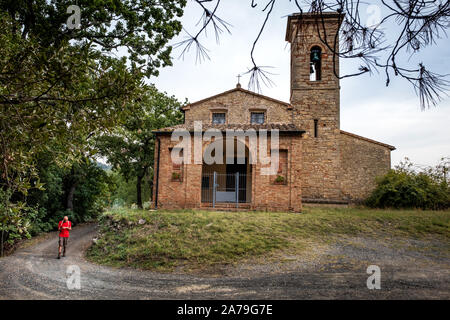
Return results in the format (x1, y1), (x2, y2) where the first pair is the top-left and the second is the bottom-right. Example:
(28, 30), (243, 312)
(86, 208), (450, 272)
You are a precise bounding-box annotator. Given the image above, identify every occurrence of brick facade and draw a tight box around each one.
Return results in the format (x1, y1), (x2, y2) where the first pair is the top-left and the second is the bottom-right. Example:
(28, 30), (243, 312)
(152, 12), (395, 212)
(153, 133), (303, 212)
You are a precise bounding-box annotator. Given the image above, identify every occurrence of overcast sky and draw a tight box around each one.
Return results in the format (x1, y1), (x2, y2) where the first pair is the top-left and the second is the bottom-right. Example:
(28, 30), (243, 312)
(151, 1), (450, 168)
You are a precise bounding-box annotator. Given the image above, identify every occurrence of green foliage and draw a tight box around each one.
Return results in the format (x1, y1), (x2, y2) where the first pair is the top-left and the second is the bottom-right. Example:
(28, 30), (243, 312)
(0, 12), (138, 251)
(0, 189), (35, 256)
(0, 1), (186, 253)
(366, 158), (450, 210)
(172, 172), (181, 180)
(107, 170), (152, 208)
(0, 0), (186, 77)
(96, 84), (184, 208)
(26, 157), (115, 235)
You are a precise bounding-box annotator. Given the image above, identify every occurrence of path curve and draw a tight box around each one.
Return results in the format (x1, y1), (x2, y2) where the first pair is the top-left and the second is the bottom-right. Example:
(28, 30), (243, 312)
(0, 223), (448, 299)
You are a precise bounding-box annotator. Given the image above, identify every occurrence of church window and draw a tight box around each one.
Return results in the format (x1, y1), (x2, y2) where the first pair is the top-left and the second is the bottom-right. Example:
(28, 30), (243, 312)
(212, 112), (226, 124)
(169, 147), (184, 181)
(251, 112), (265, 124)
(278, 150), (288, 174)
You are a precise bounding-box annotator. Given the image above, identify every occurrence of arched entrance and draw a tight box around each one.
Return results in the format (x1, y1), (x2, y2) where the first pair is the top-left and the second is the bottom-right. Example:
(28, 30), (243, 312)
(201, 139), (252, 207)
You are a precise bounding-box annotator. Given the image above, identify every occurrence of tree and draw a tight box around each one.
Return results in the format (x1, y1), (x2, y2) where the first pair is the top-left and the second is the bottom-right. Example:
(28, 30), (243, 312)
(177, 0), (449, 109)
(0, 0), (187, 189)
(0, 12), (143, 250)
(0, 0), (186, 78)
(96, 85), (184, 209)
(0, 0), (187, 253)
(24, 154), (115, 234)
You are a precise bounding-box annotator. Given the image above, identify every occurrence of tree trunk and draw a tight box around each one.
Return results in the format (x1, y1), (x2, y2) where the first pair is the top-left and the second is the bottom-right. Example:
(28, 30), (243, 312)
(149, 179), (153, 200)
(1, 229), (4, 257)
(65, 183), (77, 211)
(64, 166), (78, 211)
(136, 175), (143, 209)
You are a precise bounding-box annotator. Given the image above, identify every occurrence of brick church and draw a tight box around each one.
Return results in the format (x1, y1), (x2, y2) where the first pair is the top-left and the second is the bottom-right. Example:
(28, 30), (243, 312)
(152, 12), (395, 212)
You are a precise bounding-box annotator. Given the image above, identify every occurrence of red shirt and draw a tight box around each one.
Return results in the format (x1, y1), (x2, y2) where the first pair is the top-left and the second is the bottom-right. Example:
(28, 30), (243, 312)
(58, 221), (72, 238)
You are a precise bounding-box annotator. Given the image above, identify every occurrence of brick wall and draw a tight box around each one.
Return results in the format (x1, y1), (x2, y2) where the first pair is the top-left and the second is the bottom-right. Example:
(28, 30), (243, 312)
(251, 135), (302, 212)
(153, 134), (303, 212)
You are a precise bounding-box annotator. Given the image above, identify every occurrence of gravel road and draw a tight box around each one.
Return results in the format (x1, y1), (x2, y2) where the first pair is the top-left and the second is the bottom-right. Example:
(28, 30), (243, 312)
(0, 223), (448, 299)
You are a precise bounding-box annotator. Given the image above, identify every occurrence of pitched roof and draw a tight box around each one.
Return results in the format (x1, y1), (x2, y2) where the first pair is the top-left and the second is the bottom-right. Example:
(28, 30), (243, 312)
(154, 123), (305, 135)
(340, 130), (396, 150)
(181, 86), (292, 111)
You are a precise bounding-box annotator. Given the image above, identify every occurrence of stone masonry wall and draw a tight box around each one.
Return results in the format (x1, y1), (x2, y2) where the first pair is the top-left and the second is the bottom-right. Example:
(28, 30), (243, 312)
(184, 89), (292, 125)
(288, 15), (343, 201)
(152, 13), (395, 210)
(339, 132), (392, 201)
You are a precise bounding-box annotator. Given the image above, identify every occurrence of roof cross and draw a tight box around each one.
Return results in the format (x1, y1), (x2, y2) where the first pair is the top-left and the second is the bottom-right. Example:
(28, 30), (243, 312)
(236, 74), (242, 88)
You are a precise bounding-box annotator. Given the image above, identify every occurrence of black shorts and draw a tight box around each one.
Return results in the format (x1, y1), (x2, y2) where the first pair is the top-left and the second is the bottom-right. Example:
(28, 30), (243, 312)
(59, 237), (68, 247)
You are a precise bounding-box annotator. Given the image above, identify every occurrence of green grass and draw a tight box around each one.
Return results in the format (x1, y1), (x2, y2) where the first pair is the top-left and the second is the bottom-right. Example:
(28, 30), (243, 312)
(86, 207), (450, 272)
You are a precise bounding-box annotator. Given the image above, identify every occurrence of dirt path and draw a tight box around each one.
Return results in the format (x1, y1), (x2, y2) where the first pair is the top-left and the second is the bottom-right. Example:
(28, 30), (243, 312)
(0, 223), (448, 299)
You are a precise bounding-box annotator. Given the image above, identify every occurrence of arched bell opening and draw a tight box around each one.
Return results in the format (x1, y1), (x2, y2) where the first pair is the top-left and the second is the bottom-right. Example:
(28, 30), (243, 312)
(310, 45), (322, 81)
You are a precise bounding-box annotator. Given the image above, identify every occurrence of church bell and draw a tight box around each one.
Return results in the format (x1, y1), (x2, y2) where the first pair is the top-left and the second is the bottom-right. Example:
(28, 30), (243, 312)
(311, 49), (321, 63)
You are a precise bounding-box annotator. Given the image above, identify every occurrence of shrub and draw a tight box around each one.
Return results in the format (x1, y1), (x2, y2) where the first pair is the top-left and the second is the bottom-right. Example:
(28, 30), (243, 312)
(172, 172), (181, 180)
(366, 158), (450, 210)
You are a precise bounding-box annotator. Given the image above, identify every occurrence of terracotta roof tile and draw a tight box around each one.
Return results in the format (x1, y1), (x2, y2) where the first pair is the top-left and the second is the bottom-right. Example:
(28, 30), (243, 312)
(154, 123), (305, 134)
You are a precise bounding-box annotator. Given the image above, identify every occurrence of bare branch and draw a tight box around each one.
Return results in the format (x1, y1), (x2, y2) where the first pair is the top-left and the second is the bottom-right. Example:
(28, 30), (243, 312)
(175, 0), (449, 108)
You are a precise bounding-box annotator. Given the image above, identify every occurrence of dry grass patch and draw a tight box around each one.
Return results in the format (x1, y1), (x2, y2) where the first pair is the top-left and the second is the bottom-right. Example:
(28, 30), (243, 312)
(86, 207), (450, 272)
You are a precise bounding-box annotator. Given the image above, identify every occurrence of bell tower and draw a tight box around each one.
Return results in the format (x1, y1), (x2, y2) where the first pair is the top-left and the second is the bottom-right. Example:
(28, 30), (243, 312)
(286, 12), (344, 201)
